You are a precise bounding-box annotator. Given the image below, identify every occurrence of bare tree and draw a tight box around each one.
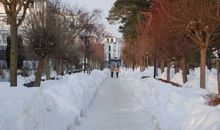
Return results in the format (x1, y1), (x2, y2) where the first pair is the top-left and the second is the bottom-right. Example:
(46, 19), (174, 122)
(163, 0), (219, 88)
(51, 8), (102, 75)
(0, 0), (32, 86)
(24, 1), (63, 86)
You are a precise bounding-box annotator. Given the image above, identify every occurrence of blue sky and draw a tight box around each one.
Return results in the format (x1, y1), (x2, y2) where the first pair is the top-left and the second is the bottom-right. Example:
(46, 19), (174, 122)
(65, 0), (121, 37)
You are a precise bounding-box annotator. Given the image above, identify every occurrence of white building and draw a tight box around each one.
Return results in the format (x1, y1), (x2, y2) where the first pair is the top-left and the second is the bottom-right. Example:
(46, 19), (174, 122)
(102, 35), (123, 66)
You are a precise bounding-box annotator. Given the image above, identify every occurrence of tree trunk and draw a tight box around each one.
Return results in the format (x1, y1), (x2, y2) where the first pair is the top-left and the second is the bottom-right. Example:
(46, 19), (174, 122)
(0, 68), (2, 74)
(200, 48), (207, 89)
(207, 60), (212, 71)
(61, 59), (65, 75)
(161, 59), (165, 73)
(55, 60), (60, 76)
(216, 59), (220, 94)
(35, 57), (44, 87)
(91, 61), (94, 70)
(10, 19), (18, 87)
(186, 63), (190, 75)
(181, 56), (187, 83)
(67, 63), (72, 74)
(44, 56), (50, 80)
(174, 61), (179, 74)
(146, 56), (149, 69)
(87, 57), (90, 74)
(132, 47), (135, 71)
(140, 56), (145, 71)
(84, 57), (86, 73)
(167, 62), (171, 81)
(153, 47), (157, 78)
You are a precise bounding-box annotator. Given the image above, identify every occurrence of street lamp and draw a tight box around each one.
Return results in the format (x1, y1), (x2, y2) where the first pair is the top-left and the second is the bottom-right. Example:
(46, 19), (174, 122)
(80, 31), (91, 73)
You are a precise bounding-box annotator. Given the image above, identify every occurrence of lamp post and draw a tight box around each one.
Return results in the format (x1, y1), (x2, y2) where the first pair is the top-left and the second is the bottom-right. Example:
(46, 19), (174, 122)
(153, 25), (158, 78)
(80, 32), (91, 73)
(84, 36), (89, 73)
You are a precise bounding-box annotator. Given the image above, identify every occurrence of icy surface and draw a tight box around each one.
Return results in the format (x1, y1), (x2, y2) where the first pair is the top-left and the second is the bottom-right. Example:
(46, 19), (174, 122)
(74, 78), (160, 130)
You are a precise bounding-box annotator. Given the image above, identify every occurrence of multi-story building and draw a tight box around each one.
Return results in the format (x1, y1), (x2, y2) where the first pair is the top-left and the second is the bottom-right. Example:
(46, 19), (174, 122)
(102, 35), (123, 67)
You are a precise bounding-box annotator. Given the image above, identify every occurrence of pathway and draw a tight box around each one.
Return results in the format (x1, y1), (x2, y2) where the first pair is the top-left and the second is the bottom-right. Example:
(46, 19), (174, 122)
(73, 77), (160, 130)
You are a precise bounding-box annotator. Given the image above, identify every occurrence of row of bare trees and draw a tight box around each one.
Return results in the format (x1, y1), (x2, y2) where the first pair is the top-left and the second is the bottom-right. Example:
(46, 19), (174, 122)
(110, 0), (220, 89)
(0, 0), (105, 87)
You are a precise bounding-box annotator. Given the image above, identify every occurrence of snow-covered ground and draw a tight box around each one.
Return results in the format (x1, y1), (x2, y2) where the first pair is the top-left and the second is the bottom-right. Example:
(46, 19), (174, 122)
(159, 67), (218, 93)
(123, 68), (220, 130)
(0, 67), (219, 130)
(74, 78), (160, 130)
(0, 69), (108, 130)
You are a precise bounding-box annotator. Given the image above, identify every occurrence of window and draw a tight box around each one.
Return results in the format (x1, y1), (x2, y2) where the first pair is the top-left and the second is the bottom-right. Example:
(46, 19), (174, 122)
(111, 38), (114, 43)
(109, 45), (111, 52)
(113, 46), (116, 52)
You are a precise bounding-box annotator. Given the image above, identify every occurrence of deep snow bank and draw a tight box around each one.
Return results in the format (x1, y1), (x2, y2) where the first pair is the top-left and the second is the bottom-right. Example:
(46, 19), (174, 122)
(158, 67), (218, 93)
(169, 68), (218, 93)
(124, 70), (220, 130)
(0, 69), (108, 130)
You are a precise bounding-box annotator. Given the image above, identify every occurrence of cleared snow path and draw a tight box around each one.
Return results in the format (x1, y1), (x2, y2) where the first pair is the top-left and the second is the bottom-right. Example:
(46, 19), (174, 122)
(73, 77), (160, 130)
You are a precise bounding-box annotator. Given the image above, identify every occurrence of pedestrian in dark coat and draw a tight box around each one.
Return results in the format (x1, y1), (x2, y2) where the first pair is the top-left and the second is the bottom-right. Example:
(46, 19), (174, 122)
(110, 65), (115, 78)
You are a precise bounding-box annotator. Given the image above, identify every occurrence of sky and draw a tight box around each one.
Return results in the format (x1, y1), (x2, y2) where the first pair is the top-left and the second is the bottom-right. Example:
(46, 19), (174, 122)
(65, 0), (122, 37)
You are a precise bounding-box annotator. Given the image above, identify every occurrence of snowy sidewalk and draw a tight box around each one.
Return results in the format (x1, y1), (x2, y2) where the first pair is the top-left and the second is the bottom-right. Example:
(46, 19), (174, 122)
(73, 77), (160, 130)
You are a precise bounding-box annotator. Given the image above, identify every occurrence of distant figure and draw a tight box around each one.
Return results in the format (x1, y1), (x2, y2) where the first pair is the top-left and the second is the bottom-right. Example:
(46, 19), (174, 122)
(115, 66), (120, 78)
(110, 65), (115, 78)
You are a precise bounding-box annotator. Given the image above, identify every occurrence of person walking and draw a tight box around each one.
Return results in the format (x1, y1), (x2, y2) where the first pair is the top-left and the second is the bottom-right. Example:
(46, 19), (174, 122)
(115, 66), (120, 78)
(110, 65), (115, 78)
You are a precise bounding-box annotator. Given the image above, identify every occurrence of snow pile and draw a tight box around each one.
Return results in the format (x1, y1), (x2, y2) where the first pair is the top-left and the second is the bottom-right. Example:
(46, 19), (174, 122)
(171, 68), (218, 93)
(0, 70), (10, 82)
(171, 70), (184, 85)
(0, 69), (108, 130)
(158, 67), (218, 93)
(184, 68), (218, 93)
(158, 68), (175, 80)
(120, 67), (154, 80)
(125, 70), (220, 130)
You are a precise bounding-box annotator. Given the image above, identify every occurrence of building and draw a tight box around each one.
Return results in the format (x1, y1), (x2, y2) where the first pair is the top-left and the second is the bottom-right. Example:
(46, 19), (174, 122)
(0, 0), (54, 47)
(102, 35), (123, 67)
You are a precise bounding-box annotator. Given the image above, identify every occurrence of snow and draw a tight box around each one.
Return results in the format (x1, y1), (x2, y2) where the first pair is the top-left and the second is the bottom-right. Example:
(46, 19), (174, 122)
(157, 66), (218, 93)
(168, 68), (218, 93)
(0, 67), (219, 130)
(124, 68), (220, 130)
(74, 78), (159, 130)
(0, 69), (108, 130)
